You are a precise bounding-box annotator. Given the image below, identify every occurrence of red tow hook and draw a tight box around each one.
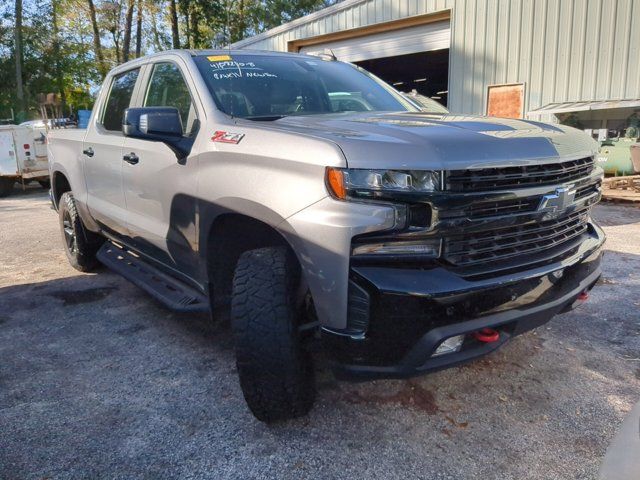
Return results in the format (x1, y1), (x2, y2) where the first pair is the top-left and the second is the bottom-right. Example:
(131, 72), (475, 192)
(577, 290), (589, 301)
(472, 328), (500, 343)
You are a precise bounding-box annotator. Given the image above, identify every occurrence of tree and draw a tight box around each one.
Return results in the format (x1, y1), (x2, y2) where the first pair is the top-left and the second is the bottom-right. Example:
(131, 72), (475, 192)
(169, 0), (180, 49)
(87, 0), (108, 78)
(102, 0), (124, 63)
(14, 0), (26, 118)
(122, 0), (135, 61)
(51, 0), (67, 114)
(135, 0), (142, 57)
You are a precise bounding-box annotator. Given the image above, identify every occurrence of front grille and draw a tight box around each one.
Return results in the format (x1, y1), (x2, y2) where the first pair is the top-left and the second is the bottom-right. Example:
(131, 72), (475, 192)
(443, 209), (590, 267)
(446, 157), (595, 192)
(440, 179), (601, 221)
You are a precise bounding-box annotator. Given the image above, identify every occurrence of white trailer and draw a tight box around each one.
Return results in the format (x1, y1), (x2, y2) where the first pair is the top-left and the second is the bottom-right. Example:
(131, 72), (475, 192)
(0, 124), (50, 197)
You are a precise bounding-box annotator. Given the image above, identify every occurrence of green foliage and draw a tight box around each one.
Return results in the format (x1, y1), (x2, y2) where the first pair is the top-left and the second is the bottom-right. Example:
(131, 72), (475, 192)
(1, 0), (337, 121)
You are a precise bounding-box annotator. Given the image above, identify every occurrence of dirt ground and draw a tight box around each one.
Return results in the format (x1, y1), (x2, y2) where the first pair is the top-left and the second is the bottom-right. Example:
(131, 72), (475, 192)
(1, 186), (639, 480)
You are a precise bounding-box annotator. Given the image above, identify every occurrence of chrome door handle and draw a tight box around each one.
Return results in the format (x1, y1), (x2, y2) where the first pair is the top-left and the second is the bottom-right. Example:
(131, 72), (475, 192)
(83, 147), (94, 157)
(123, 152), (139, 165)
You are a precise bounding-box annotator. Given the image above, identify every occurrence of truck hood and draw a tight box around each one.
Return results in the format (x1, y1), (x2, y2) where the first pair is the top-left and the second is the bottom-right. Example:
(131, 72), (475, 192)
(264, 112), (597, 170)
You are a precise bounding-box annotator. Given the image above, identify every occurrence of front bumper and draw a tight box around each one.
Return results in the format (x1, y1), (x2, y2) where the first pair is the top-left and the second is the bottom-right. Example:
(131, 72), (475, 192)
(324, 221), (605, 380)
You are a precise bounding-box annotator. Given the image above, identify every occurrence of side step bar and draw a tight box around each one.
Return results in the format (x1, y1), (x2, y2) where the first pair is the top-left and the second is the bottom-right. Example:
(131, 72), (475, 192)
(97, 242), (209, 313)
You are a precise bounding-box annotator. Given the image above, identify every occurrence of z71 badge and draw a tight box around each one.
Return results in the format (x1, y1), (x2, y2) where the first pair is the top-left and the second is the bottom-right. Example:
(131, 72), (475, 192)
(211, 131), (245, 144)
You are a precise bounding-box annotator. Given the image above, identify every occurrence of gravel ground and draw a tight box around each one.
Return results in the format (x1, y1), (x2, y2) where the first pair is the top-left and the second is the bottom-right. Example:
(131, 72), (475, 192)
(1, 186), (639, 480)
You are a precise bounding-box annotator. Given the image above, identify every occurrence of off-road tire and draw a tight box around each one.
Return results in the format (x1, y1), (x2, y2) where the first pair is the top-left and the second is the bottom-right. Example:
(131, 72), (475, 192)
(231, 246), (315, 422)
(0, 178), (14, 197)
(58, 192), (103, 272)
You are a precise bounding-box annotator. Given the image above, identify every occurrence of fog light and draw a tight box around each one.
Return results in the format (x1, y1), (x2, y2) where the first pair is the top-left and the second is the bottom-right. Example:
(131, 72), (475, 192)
(352, 239), (441, 256)
(432, 335), (465, 357)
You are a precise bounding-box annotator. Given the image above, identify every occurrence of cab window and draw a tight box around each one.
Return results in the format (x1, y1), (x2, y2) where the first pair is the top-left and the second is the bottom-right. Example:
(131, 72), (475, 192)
(144, 63), (197, 136)
(100, 68), (140, 131)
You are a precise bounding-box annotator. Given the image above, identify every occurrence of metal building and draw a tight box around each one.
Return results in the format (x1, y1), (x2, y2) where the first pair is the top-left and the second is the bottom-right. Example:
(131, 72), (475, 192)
(232, 0), (640, 131)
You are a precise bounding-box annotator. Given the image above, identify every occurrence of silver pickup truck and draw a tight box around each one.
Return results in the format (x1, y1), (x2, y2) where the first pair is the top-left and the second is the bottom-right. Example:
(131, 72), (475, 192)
(48, 50), (605, 422)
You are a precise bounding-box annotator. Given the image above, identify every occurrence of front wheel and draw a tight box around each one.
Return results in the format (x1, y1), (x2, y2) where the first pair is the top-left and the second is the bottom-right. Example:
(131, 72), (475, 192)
(58, 192), (103, 272)
(231, 246), (315, 422)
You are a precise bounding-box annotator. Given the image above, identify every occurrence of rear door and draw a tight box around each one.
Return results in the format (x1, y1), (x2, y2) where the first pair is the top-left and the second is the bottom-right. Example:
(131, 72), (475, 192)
(84, 67), (142, 235)
(0, 130), (18, 176)
(122, 60), (201, 277)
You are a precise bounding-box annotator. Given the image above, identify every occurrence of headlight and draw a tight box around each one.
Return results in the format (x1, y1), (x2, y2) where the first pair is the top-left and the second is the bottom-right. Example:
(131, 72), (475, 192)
(326, 167), (440, 200)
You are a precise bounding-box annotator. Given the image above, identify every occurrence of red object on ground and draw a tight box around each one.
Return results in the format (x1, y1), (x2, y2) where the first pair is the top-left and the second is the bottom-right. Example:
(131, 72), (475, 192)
(578, 291), (589, 301)
(473, 328), (500, 343)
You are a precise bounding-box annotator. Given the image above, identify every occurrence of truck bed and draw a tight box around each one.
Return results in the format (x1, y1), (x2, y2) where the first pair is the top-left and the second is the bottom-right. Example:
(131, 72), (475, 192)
(47, 128), (86, 168)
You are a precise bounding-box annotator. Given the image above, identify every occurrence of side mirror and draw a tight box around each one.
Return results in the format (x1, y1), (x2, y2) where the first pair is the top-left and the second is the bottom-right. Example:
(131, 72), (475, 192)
(123, 107), (193, 163)
(123, 107), (183, 139)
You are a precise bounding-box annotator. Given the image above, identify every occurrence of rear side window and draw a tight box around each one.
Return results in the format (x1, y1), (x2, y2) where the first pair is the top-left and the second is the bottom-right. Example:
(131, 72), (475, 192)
(144, 62), (197, 135)
(101, 69), (140, 131)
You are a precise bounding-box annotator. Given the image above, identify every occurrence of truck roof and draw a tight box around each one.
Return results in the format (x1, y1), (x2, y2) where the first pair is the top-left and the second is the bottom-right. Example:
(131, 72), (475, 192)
(189, 49), (305, 58)
(107, 49), (312, 77)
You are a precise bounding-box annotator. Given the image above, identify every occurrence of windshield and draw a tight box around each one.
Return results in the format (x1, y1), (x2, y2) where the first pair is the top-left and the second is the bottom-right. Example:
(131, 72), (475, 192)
(194, 54), (418, 119)
(402, 92), (449, 114)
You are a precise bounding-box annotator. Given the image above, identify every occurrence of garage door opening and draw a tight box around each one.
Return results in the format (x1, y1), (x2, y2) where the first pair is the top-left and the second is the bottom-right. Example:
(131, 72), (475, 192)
(355, 49), (449, 108)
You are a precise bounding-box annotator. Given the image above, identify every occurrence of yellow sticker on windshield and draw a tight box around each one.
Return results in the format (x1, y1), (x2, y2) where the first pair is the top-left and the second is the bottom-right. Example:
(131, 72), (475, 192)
(208, 55), (232, 62)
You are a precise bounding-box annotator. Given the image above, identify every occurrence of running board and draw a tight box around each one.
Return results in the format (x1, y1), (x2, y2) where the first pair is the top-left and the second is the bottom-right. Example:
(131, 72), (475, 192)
(97, 242), (209, 313)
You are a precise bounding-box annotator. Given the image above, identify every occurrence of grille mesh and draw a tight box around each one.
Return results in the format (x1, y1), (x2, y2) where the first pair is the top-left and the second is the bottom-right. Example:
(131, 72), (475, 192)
(443, 209), (590, 267)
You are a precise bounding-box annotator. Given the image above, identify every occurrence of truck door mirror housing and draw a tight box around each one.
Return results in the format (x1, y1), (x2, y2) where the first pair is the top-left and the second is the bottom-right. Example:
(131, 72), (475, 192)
(123, 107), (194, 164)
(123, 107), (183, 138)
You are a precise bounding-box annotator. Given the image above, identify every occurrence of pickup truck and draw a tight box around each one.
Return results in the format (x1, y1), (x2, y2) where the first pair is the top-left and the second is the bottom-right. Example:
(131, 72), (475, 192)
(48, 50), (605, 422)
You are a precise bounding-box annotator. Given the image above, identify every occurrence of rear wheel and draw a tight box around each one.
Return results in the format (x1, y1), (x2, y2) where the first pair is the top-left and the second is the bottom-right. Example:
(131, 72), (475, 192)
(58, 192), (103, 272)
(231, 246), (315, 422)
(0, 178), (14, 197)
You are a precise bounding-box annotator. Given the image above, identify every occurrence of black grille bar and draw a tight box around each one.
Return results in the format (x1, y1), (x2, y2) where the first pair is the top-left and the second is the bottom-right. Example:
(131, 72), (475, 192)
(443, 209), (590, 267)
(446, 157), (595, 192)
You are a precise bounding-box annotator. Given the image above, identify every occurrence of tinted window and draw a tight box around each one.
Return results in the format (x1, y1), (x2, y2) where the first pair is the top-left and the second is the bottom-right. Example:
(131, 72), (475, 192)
(101, 69), (140, 131)
(144, 63), (196, 135)
(194, 54), (416, 119)
(402, 92), (449, 113)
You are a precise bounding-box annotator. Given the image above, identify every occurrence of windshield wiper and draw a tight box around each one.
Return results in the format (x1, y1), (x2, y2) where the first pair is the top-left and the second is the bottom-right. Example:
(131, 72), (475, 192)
(243, 115), (288, 121)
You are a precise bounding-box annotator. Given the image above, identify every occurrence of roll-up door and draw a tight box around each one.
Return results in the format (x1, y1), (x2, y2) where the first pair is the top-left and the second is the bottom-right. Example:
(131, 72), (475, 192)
(299, 20), (450, 63)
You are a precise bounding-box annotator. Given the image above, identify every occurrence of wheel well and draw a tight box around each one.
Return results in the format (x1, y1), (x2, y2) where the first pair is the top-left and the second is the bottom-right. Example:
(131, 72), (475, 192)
(52, 171), (71, 208)
(206, 214), (295, 315)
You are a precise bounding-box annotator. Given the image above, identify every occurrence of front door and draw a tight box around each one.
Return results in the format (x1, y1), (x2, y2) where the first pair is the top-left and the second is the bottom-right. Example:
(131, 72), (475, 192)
(85, 68), (141, 235)
(122, 61), (201, 278)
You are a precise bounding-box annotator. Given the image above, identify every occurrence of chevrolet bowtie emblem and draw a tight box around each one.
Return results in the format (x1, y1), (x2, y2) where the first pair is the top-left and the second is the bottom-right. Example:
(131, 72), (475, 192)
(538, 186), (577, 216)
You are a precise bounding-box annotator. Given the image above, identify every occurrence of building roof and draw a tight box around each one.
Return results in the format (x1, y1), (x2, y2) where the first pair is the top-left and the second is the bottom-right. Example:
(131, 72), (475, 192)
(528, 99), (640, 116)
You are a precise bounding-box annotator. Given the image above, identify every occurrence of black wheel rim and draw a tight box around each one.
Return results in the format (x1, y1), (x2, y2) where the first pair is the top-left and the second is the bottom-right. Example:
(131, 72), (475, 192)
(63, 211), (77, 254)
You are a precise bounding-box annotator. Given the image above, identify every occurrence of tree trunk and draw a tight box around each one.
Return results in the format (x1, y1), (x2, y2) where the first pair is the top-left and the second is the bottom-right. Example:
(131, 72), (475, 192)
(169, 0), (180, 49)
(51, 0), (67, 116)
(179, 0), (191, 49)
(150, 6), (164, 51)
(112, 30), (121, 63)
(135, 0), (142, 57)
(190, 6), (199, 48)
(110, 1), (123, 64)
(14, 0), (26, 117)
(87, 0), (108, 78)
(122, 0), (135, 62)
